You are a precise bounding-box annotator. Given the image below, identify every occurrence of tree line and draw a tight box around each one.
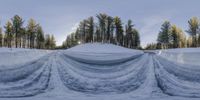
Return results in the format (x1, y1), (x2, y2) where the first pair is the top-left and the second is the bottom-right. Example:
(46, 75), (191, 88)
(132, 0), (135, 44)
(145, 17), (200, 50)
(62, 13), (141, 49)
(0, 15), (56, 49)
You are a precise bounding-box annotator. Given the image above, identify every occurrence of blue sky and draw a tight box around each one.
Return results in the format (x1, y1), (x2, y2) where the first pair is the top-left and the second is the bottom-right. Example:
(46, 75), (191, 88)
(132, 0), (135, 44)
(0, 0), (200, 47)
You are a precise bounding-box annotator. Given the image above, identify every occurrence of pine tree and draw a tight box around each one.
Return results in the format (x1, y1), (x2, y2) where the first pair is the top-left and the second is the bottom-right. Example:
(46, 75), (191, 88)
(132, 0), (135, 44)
(114, 16), (124, 46)
(170, 25), (179, 48)
(50, 35), (56, 49)
(186, 17), (200, 47)
(95, 26), (101, 42)
(36, 25), (45, 49)
(97, 13), (107, 42)
(79, 20), (87, 43)
(157, 21), (171, 49)
(0, 31), (3, 47)
(187, 36), (193, 47)
(132, 29), (140, 48)
(4, 21), (13, 48)
(27, 19), (38, 48)
(12, 15), (24, 48)
(21, 28), (27, 48)
(45, 34), (51, 49)
(125, 20), (134, 48)
(85, 17), (94, 42)
(106, 16), (114, 43)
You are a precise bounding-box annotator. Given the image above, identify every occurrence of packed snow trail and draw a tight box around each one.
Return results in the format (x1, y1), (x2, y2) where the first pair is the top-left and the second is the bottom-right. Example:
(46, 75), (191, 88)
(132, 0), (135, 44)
(57, 53), (148, 94)
(0, 44), (200, 100)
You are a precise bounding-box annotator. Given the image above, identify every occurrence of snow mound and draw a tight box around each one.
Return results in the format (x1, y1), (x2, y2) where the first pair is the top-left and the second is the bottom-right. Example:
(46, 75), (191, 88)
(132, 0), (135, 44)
(63, 43), (144, 64)
(66, 43), (142, 53)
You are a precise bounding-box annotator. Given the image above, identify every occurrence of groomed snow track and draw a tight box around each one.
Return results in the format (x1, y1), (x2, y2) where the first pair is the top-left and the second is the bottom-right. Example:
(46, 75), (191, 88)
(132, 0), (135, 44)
(0, 44), (200, 99)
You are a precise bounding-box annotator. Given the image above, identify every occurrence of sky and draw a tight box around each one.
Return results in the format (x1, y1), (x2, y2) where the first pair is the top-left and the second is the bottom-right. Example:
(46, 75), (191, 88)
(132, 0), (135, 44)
(0, 0), (200, 47)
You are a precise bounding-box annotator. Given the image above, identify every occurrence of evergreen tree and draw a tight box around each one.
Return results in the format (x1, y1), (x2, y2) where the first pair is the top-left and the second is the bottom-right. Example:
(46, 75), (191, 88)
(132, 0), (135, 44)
(170, 25), (186, 48)
(97, 13), (107, 42)
(21, 28), (27, 48)
(36, 25), (45, 49)
(85, 17), (94, 42)
(95, 26), (101, 42)
(4, 21), (13, 48)
(0, 31), (3, 47)
(79, 20), (87, 43)
(114, 16), (124, 46)
(157, 21), (171, 49)
(186, 17), (200, 47)
(27, 19), (38, 48)
(45, 34), (51, 49)
(125, 20), (134, 48)
(132, 29), (140, 48)
(187, 36), (193, 47)
(50, 35), (56, 49)
(11, 15), (24, 48)
(106, 16), (114, 43)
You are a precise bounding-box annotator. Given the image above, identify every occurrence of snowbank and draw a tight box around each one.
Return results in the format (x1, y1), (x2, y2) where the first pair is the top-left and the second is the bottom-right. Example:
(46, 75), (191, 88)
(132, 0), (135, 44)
(0, 48), (51, 69)
(157, 48), (200, 65)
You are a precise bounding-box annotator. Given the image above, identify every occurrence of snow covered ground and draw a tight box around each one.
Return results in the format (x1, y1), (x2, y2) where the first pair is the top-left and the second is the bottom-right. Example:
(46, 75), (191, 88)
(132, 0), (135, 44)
(0, 43), (200, 100)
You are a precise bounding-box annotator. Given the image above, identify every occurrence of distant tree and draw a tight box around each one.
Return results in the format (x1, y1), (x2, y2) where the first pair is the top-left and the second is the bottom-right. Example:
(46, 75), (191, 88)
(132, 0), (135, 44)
(4, 21), (13, 48)
(0, 31), (3, 47)
(187, 36), (193, 47)
(95, 25), (101, 42)
(79, 20), (87, 43)
(145, 43), (158, 50)
(11, 15), (24, 48)
(106, 16), (114, 43)
(97, 13), (107, 42)
(21, 28), (27, 48)
(36, 25), (45, 49)
(45, 34), (51, 49)
(27, 19), (38, 48)
(125, 20), (134, 48)
(198, 35), (200, 47)
(85, 17), (94, 42)
(170, 25), (186, 48)
(132, 29), (140, 48)
(186, 17), (200, 47)
(157, 21), (171, 49)
(114, 16), (124, 46)
(50, 35), (56, 49)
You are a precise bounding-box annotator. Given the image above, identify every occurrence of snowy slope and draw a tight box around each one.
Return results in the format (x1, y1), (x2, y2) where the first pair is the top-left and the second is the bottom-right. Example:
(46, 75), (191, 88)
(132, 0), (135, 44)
(0, 44), (200, 100)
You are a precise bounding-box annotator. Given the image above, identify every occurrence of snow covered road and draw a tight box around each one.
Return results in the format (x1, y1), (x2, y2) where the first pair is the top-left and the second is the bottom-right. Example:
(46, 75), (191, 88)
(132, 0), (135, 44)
(0, 44), (200, 100)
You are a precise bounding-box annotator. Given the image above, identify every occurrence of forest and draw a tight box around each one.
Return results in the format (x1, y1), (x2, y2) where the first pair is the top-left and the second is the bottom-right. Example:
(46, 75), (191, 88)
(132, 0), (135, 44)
(0, 15), (56, 49)
(62, 13), (141, 49)
(0, 13), (200, 50)
(62, 13), (200, 50)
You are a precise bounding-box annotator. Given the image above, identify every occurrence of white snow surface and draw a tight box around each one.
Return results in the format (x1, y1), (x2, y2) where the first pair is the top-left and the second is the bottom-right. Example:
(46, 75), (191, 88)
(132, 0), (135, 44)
(0, 44), (200, 100)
